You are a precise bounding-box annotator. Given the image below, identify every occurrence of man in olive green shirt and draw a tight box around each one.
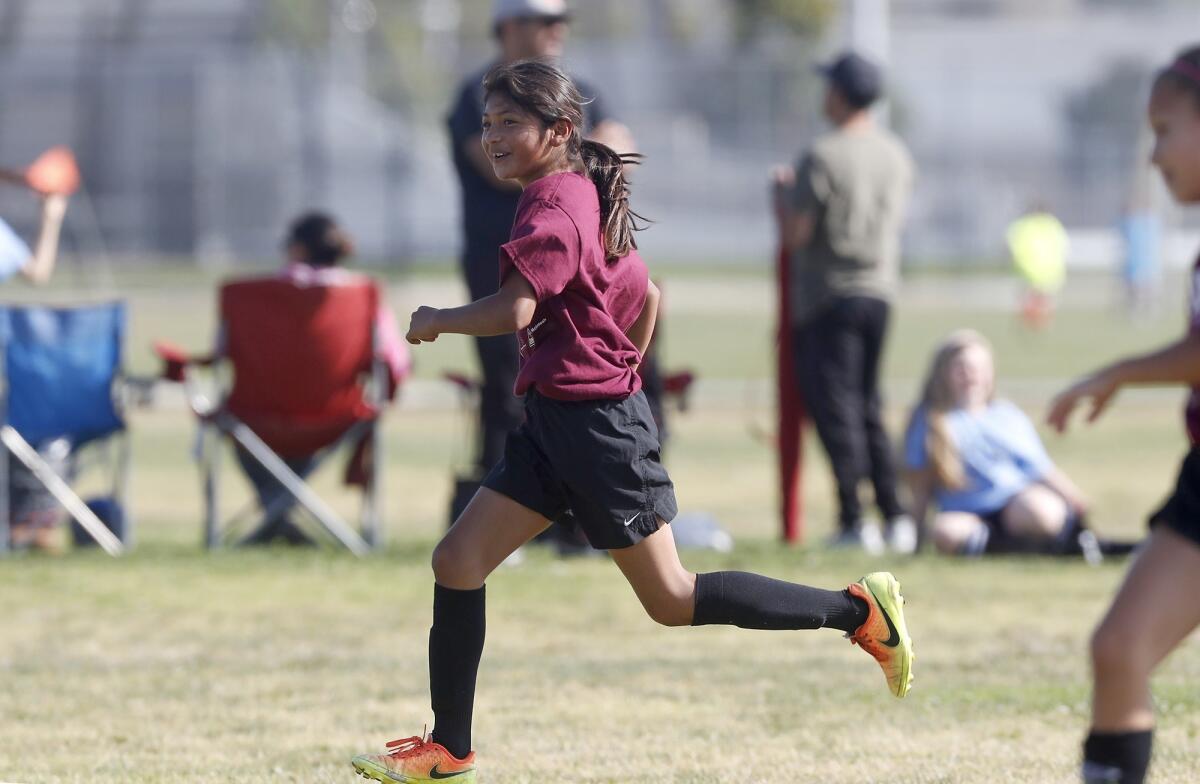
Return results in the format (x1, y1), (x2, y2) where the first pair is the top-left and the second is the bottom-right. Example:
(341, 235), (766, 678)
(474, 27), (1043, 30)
(773, 51), (915, 554)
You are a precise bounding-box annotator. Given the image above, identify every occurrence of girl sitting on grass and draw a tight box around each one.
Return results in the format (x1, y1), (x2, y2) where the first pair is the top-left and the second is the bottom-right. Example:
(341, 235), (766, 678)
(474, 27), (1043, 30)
(904, 329), (1098, 557)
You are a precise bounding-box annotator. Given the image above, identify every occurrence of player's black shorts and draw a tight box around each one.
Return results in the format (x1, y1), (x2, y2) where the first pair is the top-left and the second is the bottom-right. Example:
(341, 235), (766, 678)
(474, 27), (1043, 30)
(1148, 446), (1200, 548)
(481, 388), (678, 550)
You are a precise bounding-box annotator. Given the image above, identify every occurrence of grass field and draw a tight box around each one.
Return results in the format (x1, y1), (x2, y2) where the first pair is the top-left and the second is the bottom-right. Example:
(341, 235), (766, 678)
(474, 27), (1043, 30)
(2, 267), (1199, 782)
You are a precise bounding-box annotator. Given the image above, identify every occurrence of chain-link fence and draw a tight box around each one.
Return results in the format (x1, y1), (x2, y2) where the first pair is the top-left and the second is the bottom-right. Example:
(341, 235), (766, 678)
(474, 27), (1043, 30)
(0, 0), (1193, 268)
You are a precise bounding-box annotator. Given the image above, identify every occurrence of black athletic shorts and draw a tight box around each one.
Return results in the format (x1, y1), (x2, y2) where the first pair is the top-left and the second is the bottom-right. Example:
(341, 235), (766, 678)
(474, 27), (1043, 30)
(481, 389), (678, 550)
(1148, 446), (1200, 548)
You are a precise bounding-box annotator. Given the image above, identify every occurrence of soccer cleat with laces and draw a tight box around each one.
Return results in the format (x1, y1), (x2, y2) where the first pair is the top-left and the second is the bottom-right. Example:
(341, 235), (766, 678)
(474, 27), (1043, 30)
(846, 571), (914, 698)
(351, 733), (476, 783)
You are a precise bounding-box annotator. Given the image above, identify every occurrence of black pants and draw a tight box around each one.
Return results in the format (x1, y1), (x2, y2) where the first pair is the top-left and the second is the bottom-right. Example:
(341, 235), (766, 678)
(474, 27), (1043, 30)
(463, 254), (525, 474)
(794, 296), (905, 531)
(234, 447), (316, 544)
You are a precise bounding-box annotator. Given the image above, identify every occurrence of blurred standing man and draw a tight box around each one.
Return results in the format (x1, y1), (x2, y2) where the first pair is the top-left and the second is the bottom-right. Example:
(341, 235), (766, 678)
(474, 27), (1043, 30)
(445, 0), (632, 498)
(772, 52), (916, 554)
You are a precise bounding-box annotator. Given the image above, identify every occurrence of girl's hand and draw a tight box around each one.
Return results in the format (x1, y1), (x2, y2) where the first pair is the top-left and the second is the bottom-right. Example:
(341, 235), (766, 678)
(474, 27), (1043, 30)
(1046, 371), (1120, 433)
(406, 306), (441, 345)
(770, 164), (796, 190)
(1061, 486), (1091, 516)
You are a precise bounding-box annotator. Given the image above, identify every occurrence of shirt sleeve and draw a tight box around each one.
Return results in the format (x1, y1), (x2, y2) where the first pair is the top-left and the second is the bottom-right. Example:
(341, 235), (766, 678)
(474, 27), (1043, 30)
(999, 400), (1053, 478)
(499, 204), (579, 302)
(903, 407), (930, 470)
(0, 218), (31, 282)
(791, 151), (831, 213)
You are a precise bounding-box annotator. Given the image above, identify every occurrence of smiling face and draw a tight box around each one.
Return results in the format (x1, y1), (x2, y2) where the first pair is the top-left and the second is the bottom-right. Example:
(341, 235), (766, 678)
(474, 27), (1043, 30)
(945, 343), (994, 410)
(1148, 81), (1200, 204)
(481, 92), (571, 187)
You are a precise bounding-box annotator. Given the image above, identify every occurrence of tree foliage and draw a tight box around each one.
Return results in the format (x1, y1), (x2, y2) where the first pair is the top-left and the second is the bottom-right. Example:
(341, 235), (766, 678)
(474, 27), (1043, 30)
(730, 0), (837, 45)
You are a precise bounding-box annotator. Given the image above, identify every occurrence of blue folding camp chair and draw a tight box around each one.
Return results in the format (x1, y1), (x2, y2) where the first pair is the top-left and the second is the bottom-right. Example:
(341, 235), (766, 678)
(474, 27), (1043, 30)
(0, 302), (129, 556)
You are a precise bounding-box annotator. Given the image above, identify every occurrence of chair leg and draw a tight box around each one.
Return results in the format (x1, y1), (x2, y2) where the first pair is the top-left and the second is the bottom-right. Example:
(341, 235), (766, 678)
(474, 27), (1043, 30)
(0, 439), (8, 555)
(362, 425), (383, 549)
(203, 423), (221, 550)
(0, 426), (122, 556)
(116, 432), (133, 548)
(225, 416), (369, 556)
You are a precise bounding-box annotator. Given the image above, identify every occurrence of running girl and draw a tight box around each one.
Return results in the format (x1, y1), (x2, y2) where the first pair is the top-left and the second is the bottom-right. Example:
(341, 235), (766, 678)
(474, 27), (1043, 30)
(1048, 44), (1200, 784)
(351, 59), (914, 784)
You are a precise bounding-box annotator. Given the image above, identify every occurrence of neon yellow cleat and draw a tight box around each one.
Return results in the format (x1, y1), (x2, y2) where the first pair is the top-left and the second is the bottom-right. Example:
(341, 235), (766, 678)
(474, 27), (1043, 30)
(847, 571), (914, 698)
(351, 733), (476, 783)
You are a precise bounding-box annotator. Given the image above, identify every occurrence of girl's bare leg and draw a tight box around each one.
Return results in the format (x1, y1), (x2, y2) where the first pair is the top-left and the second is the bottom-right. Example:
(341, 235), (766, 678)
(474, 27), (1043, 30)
(1090, 526), (1200, 731)
(432, 487), (551, 589)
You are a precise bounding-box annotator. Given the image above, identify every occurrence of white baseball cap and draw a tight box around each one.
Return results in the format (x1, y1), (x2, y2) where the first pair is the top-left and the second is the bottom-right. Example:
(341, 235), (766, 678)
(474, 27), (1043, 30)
(492, 0), (570, 24)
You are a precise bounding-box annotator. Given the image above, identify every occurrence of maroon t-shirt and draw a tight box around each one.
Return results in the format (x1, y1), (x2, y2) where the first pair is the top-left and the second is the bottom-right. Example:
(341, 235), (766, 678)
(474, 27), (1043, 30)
(499, 171), (648, 400)
(1186, 254), (1200, 444)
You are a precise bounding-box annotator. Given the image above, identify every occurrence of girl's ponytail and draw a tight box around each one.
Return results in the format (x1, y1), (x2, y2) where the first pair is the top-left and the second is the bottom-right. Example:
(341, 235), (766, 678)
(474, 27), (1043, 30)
(579, 139), (647, 260)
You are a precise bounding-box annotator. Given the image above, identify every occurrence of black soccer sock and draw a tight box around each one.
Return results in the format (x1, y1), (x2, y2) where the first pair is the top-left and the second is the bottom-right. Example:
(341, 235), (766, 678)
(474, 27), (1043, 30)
(429, 584), (486, 760)
(1082, 729), (1153, 784)
(690, 571), (868, 633)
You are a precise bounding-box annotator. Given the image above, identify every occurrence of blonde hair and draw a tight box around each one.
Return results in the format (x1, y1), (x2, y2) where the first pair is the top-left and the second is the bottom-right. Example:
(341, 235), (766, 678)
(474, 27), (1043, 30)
(911, 329), (995, 489)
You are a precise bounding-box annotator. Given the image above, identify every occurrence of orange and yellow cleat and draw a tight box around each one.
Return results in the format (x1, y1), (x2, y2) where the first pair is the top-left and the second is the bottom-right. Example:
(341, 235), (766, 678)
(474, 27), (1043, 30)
(847, 571), (914, 698)
(351, 733), (476, 783)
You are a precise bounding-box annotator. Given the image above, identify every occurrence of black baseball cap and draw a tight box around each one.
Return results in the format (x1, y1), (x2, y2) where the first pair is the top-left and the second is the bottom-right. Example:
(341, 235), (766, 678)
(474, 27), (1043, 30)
(817, 52), (883, 108)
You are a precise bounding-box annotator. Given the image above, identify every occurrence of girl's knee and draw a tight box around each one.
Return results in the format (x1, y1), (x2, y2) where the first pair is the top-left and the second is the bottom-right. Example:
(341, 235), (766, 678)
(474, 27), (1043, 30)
(431, 537), (484, 588)
(644, 594), (693, 627)
(931, 513), (979, 554)
(637, 574), (697, 627)
(931, 527), (964, 554)
(1008, 486), (1068, 538)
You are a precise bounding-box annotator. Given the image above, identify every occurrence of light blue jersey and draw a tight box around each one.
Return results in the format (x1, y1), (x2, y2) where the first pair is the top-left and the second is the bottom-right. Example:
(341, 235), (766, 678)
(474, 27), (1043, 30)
(905, 399), (1052, 515)
(0, 217), (30, 282)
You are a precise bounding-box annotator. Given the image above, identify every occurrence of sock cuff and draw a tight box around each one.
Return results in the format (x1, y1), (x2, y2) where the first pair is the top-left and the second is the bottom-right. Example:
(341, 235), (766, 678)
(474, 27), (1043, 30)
(1083, 729), (1153, 783)
(1084, 728), (1153, 753)
(691, 572), (722, 626)
(433, 583), (486, 622)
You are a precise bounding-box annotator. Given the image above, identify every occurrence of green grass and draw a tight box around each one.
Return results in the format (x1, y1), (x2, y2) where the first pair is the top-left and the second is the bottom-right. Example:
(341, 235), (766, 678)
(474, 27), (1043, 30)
(1, 267), (1198, 782)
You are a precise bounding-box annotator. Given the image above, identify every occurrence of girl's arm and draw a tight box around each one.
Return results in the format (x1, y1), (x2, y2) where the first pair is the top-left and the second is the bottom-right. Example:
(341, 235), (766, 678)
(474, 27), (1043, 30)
(1039, 466), (1089, 514)
(407, 269), (537, 344)
(905, 468), (935, 539)
(625, 279), (660, 364)
(22, 194), (68, 284)
(1048, 331), (1200, 431)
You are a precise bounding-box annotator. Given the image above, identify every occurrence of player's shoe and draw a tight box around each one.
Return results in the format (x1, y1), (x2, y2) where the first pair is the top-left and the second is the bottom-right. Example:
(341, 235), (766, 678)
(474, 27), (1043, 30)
(847, 571), (914, 698)
(351, 733), (476, 783)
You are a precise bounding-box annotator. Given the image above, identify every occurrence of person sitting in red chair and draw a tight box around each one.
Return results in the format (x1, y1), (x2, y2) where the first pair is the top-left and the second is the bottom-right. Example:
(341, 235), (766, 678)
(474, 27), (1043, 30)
(235, 212), (410, 544)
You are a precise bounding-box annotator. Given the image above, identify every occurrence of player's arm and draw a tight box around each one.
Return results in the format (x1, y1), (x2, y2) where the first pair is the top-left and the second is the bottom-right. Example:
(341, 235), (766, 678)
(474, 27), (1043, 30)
(464, 135), (521, 191)
(1039, 466), (1089, 514)
(1048, 331), (1200, 431)
(406, 268), (536, 344)
(904, 468), (935, 533)
(625, 279), (660, 369)
(21, 193), (69, 284)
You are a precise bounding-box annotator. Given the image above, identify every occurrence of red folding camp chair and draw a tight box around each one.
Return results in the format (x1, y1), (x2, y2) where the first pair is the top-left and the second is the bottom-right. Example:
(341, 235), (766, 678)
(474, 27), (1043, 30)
(159, 276), (386, 555)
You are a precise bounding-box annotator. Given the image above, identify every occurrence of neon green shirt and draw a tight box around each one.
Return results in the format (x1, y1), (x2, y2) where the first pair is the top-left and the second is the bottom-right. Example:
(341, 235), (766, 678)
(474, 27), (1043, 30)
(1007, 212), (1068, 293)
